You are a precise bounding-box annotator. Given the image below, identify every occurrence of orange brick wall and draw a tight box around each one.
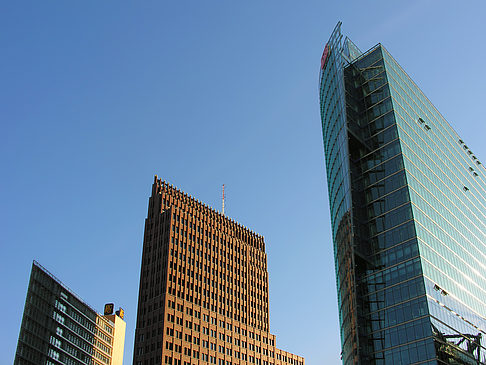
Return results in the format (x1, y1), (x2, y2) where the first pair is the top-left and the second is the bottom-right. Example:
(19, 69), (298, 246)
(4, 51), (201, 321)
(133, 177), (304, 365)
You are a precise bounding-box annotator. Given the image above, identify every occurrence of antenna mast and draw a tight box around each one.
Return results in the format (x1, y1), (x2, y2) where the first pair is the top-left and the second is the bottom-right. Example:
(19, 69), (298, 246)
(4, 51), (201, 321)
(222, 184), (225, 215)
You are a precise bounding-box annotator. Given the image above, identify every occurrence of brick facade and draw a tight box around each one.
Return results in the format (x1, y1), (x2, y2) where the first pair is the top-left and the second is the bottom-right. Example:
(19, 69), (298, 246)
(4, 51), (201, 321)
(133, 176), (304, 365)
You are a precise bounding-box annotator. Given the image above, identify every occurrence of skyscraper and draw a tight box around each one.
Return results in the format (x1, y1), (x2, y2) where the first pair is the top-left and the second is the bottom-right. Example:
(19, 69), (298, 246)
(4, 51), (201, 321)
(133, 177), (304, 365)
(14, 261), (126, 365)
(319, 22), (486, 365)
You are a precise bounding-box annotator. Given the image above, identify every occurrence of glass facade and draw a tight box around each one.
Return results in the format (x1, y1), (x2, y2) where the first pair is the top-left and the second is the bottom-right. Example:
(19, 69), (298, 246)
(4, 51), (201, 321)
(14, 261), (125, 365)
(319, 23), (486, 365)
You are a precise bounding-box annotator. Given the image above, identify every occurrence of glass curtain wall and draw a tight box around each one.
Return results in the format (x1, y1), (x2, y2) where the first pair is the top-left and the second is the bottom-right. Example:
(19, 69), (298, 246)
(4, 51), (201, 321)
(320, 23), (486, 365)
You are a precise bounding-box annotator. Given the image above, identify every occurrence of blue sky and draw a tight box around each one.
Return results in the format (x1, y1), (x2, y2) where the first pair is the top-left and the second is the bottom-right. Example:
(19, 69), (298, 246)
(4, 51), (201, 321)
(2, 1), (485, 364)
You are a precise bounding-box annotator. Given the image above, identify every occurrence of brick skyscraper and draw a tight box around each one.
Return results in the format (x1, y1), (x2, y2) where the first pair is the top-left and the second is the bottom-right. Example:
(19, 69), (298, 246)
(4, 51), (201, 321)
(133, 176), (304, 365)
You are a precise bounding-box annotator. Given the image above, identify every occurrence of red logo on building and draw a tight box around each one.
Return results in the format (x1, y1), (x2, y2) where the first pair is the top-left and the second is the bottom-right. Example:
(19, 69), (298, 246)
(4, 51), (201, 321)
(321, 43), (330, 69)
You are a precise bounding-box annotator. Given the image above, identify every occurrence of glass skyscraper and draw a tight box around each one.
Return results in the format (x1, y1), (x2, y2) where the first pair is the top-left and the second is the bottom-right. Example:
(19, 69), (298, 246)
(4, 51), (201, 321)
(319, 22), (486, 365)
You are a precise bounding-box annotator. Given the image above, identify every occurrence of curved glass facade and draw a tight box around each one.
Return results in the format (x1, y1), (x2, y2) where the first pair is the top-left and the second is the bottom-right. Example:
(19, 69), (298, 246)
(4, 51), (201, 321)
(319, 23), (486, 365)
(319, 23), (357, 365)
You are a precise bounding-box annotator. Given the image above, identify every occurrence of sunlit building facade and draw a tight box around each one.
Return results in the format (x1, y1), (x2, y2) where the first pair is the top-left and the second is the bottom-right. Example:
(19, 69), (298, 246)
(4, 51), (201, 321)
(133, 176), (304, 365)
(14, 261), (126, 365)
(319, 22), (486, 365)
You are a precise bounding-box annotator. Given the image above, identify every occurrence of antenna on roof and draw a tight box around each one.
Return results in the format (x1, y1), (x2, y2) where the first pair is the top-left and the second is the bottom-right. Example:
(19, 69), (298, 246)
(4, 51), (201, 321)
(222, 184), (225, 215)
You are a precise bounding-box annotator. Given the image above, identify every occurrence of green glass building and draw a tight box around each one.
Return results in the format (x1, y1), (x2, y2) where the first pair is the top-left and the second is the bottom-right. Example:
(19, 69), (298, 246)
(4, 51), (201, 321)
(319, 22), (486, 365)
(14, 261), (126, 365)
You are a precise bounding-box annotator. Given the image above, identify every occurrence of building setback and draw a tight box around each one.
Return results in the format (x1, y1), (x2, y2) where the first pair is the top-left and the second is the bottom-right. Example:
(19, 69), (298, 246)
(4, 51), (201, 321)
(133, 176), (304, 365)
(319, 22), (486, 364)
(14, 261), (126, 365)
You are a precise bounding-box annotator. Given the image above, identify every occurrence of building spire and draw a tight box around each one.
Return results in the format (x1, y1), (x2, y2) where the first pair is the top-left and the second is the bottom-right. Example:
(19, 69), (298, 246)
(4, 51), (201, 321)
(222, 184), (225, 215)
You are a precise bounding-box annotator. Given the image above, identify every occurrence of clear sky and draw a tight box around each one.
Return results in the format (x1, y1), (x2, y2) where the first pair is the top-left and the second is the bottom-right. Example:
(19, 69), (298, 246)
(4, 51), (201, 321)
(2, 1), (486, 364)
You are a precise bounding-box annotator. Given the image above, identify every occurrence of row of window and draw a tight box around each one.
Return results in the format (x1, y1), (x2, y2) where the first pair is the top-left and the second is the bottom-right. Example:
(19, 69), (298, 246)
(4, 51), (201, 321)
(167, 235), (268, 285)
(163, 287), (262, 329)
(167, 271), (264, 311)
(166, 315), (271, 346)
(161, 352), (302, 365)
(160, 192), (265, 251)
